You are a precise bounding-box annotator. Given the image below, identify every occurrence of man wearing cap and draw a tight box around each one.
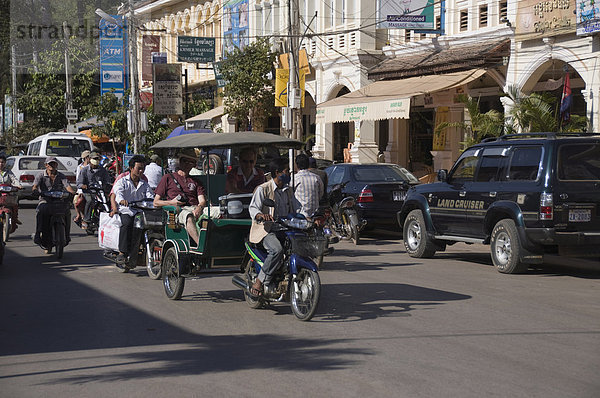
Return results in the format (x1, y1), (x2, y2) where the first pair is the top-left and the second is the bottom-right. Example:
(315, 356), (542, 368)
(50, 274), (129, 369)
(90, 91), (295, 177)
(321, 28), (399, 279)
(77, 151), (112, 225)
(32, 157), (76, 251)
(154, 149), (207, 245)
(144, 154), (163, 191)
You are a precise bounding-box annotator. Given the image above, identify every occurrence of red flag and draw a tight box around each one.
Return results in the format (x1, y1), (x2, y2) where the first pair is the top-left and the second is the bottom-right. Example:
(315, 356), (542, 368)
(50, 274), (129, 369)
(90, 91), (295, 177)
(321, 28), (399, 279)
(560, 73), (572, 122)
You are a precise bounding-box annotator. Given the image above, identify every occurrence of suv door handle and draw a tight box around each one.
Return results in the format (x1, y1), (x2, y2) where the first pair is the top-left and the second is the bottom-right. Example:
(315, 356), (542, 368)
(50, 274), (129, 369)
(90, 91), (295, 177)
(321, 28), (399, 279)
(489, 192), (497, 198)
(459, 191), (466, 197)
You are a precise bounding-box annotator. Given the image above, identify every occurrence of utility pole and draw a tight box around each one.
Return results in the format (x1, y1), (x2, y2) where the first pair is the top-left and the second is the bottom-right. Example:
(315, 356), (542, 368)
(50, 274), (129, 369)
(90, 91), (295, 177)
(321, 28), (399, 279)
(128, 0), (141, 153)
(287, 0), (301, 141)
(63, 22), (75, 133)
(11, 45), (18, 132)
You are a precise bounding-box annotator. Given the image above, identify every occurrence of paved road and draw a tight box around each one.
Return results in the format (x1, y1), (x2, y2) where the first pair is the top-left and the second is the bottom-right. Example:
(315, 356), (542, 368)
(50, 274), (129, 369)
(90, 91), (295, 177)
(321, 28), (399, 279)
(1, 203), (599, 397)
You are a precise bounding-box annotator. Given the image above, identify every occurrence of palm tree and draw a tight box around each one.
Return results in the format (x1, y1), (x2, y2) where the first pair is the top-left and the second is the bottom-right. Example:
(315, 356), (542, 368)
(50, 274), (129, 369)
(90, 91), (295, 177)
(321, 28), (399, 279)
(504, 85), (558, 133)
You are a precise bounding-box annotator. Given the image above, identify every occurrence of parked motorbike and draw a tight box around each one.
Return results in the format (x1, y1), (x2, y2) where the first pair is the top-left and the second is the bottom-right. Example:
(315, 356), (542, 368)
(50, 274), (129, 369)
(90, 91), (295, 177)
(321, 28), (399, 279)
(327, 182), (365, 245)
(39, 190), (71, 259)
(232, 207), (324, 321)
(82, 182), (111, 235)
(0, 184), (19, 243)
(103, 198), (165, 279)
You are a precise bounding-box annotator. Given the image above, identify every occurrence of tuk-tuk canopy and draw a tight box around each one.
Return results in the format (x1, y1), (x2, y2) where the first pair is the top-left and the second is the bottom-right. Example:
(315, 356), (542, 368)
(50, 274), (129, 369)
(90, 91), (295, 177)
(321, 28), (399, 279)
(151, 131), (304, 151)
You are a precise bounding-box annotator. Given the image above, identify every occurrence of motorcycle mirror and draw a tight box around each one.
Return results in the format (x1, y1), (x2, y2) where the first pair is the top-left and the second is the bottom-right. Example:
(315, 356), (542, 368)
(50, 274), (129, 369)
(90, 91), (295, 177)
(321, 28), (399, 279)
(263, 198), (276, 207)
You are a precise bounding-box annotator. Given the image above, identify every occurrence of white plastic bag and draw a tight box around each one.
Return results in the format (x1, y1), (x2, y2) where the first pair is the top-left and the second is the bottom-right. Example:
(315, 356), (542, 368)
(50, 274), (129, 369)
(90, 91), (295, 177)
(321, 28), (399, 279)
(98, 212), (121, 251)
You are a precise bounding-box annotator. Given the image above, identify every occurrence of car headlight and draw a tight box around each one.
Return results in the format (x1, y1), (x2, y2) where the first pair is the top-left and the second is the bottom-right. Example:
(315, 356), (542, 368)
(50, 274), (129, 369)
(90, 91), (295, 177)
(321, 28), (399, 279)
(227, 200), (244, 215)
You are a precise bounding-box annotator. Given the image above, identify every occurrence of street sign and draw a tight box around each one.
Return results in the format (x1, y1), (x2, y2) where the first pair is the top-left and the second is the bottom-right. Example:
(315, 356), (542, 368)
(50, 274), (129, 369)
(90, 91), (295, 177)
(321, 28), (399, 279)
(66, 108), (78, 121)
(177, 36), (215, 63)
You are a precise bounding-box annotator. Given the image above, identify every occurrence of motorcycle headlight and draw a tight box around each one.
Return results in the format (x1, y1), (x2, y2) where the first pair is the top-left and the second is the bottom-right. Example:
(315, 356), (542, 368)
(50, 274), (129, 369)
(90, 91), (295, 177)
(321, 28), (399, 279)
(227, 200), (244, 215)
(284, 217), (311, 230)
(0, 186), (12, 192)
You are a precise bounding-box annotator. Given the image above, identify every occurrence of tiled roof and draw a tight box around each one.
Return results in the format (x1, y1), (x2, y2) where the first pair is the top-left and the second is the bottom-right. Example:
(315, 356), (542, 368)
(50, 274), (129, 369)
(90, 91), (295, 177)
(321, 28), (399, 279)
(368, 39), (510, 81)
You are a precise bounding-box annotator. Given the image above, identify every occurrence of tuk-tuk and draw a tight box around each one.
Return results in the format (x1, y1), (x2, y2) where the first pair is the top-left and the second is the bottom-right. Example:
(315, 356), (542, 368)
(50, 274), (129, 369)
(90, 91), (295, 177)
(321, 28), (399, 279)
(151, 131), (304, 300)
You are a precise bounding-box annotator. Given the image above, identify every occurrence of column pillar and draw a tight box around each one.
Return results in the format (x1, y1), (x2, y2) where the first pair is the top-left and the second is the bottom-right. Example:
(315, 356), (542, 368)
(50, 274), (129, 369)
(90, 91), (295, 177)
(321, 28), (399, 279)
(350, 120), (378, 163)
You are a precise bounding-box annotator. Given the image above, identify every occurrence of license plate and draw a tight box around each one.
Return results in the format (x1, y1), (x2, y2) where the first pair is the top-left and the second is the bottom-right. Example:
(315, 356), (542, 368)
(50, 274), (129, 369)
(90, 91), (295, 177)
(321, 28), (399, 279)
(568, 209), (591, 222)
(393, 191), (406, 201)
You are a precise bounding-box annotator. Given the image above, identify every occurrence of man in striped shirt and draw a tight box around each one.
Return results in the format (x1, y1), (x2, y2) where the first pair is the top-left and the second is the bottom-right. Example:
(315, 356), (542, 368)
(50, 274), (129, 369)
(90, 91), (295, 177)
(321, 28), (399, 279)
(293, 153), (324, 219)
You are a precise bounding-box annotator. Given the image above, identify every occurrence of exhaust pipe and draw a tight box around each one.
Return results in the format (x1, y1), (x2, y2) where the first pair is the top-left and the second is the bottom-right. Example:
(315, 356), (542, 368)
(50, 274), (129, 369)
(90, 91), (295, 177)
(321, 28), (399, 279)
(232, 274), (249, 291)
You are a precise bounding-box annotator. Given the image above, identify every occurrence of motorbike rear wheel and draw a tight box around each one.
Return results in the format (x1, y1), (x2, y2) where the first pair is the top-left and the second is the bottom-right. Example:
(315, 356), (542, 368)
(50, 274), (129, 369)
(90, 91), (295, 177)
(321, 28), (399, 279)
(146, 238), (163, 280)
(290, 268), (321, 321)
(341, 211), (360, 245)
(244, 259), (264, 309)
(162, 247), (185, 300)
(53, 222), (65, 260)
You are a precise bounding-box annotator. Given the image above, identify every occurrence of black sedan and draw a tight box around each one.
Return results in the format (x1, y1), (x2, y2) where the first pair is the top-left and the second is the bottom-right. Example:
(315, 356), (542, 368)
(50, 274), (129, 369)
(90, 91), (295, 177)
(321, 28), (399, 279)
(324, 163), (419, 231)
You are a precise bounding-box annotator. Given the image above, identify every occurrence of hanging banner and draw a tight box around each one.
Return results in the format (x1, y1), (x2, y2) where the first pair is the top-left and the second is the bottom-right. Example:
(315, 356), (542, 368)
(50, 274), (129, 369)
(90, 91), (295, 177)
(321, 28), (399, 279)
(275, 69), (305, 107)
(142, 35), (160, 81)
(378, 0), (435, 30)
(153, 63), (183, 115)
(223, 0), (249, 56)
(433, 106), (449, 151)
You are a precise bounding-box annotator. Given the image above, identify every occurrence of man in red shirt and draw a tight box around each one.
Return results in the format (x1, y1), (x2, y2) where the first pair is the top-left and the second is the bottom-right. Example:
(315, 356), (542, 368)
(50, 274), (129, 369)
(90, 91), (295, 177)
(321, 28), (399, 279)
(153, 149), (207, 245)
(225, 147), (265, 194)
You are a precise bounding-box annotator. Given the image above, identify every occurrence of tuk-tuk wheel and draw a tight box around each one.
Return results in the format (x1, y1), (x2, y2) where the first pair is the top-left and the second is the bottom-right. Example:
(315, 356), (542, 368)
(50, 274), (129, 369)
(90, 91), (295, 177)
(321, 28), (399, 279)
(162, 247), (185, 300)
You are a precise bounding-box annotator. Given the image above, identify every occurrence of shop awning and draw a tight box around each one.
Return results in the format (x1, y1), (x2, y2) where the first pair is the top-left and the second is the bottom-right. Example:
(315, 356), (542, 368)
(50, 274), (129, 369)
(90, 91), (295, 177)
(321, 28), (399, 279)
(316, 69), (486, 124)
(185, 105), (225, 123)
(82, 129), (110, 144)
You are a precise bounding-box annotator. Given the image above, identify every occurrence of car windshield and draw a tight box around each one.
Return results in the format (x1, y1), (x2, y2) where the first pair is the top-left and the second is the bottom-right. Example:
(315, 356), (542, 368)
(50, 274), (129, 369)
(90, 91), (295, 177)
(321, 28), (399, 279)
(45, 139), (91, 157)
(351, 165), (419, 183)
(18, 157), (68, 171)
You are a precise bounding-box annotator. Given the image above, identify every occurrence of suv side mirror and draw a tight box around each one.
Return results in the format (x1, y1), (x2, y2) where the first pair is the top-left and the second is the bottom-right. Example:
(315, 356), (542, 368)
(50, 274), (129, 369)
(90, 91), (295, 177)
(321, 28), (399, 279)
(437, 169), (448, 182)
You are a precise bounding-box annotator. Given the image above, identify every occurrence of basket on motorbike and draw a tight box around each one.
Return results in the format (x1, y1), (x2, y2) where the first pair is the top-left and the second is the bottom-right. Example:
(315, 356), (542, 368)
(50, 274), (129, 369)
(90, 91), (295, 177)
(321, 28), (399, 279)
(135, 209), (165, 228)
(290, 235), (328, 259)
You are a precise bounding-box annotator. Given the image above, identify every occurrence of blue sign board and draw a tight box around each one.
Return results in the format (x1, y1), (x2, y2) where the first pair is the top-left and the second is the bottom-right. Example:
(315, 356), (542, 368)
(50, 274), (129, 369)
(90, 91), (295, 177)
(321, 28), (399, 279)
(100, 16), (128, 99)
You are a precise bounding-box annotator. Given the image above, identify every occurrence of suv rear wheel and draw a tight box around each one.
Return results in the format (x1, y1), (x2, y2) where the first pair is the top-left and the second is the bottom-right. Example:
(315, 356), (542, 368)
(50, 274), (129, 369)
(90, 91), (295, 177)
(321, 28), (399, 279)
(403, 210), (437, 258)
(490, 219), (528, 274)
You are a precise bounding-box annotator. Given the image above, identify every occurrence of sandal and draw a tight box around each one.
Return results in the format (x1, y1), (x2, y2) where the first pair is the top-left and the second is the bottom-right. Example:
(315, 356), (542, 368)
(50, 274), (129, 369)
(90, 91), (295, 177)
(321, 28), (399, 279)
(248, 279), (263, 299)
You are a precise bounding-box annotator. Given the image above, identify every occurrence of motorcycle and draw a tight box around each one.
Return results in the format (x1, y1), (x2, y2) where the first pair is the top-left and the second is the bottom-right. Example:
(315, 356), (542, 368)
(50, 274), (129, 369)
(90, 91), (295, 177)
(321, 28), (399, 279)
(103, 198), (165, 279)
(0, 184), (19, 243)
(39, 190), (71, 259)
(327, 182), (365, 245)
(232, 206), (324, 321)
(82, 181), (111, 235)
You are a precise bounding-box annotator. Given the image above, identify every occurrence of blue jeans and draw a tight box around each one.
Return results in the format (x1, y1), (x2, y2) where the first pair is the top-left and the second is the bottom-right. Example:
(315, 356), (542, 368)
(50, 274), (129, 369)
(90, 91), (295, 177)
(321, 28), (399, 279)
(258, 232), (284, 285)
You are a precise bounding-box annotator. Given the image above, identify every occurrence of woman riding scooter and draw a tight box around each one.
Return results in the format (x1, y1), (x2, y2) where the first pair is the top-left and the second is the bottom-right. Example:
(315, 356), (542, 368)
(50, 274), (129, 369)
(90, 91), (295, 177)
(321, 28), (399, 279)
(0, 154), (23, 233)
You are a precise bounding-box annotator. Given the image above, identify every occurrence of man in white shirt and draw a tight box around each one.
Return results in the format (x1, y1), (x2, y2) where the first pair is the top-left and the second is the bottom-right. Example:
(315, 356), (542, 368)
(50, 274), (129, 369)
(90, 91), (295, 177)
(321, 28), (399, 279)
(111, 155), (154, 269)
(293, 153), (324, 218)
(143, 154), (163, 191)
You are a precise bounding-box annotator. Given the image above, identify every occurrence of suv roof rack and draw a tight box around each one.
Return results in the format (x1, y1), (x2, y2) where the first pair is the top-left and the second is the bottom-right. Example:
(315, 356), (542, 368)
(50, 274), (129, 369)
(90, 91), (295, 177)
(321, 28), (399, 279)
(481, 132), (599, 143)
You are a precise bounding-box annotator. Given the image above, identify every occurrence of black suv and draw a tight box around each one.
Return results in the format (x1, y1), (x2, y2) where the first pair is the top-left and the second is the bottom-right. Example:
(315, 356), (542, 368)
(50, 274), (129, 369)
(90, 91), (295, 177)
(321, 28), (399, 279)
(397, 133), (600, 273)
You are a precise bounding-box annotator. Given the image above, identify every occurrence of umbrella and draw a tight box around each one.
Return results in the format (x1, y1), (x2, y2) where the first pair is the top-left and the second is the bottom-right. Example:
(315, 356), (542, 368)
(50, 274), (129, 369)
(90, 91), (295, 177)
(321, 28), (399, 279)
(166, 126), (212, 139)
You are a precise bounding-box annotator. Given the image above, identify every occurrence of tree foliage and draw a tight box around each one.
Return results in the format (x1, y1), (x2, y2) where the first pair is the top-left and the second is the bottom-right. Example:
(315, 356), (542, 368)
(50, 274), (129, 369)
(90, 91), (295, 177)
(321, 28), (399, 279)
(219, 38), (277, 131)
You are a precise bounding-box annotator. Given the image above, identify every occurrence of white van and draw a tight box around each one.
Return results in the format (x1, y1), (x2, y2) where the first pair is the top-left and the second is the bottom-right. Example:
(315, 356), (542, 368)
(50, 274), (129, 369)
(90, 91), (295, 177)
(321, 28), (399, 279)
(26, 132), (93, 173)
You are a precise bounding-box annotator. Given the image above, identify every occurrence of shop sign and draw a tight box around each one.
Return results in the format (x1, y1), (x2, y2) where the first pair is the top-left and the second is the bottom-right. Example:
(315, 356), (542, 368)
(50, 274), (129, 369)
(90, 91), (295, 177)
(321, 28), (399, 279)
(576, 0), (600, 35)
(516, 0), (575, 39)
(378, 0), (435, 30)
(177, 36), (215, 63)
(142, 35), (160, 81)
(153, 64), (182, 115)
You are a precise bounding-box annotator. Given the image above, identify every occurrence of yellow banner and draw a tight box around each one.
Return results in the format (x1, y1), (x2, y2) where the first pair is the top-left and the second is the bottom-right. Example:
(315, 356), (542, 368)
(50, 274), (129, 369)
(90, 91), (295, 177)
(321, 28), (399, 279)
(279, 49), (310, 74)
(275, 69), (305, 107)
(433, 106), (449, 151)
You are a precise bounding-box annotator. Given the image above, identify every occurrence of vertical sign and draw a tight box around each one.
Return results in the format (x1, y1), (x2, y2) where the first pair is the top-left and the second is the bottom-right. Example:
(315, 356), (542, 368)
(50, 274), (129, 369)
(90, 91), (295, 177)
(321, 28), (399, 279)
(99, 16), (127, 99)
(153, 63), (183, 115)
(223, 0), (249, 56)
(142, 35), (160, 82)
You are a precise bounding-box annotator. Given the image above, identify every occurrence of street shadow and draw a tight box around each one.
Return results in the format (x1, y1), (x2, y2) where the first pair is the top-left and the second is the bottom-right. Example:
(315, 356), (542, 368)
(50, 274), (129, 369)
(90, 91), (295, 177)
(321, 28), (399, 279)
(311, 282), (471, 322)
(184, 282), (471, 322)
(0, 256), (371, 384)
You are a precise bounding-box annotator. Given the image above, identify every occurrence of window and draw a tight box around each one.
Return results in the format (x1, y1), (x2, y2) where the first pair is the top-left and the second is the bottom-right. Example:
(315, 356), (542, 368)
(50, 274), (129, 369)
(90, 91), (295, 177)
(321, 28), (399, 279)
(558, 143), (600, 181)
(499, 1), (508, 23)
(460, 9), (468, 31)
(45, 139), (91, 157)
(327, 166), (346, 186)
(450, 148), (480, 182)
(507, 146), (542, 181)
(352, 165), (418, 183)
(479, 5), (488, 27)
(476, 147), (508, 182)
(405, 29), (411, 43)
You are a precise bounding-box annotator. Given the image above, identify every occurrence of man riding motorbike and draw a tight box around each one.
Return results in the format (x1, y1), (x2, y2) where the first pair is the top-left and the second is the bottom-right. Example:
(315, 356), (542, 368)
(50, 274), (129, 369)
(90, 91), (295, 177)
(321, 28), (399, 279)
(110, 155), (154, 268)
(0, 154), (23, 232)
(32, 157), (76, 252)
(77, 151), (112, 227)
(247, 158), (297, 298)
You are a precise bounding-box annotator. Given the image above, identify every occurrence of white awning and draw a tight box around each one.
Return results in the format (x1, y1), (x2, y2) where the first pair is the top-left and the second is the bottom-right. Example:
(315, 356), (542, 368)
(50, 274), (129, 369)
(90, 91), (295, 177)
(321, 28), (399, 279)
(185, 105), (225, 122)
(316, 69), (487, 123)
